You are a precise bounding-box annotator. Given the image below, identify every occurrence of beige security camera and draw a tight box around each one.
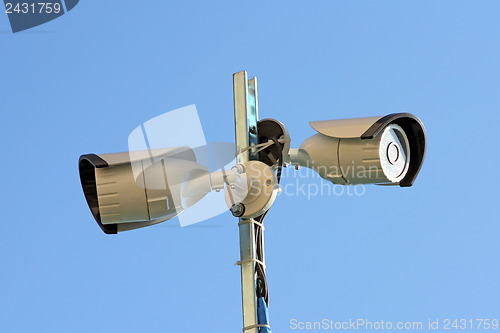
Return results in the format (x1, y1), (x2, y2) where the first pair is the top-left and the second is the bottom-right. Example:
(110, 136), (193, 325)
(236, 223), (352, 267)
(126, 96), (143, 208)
(79, 145), (280, 234)
(78, 146), (208, 234)
(287, 113), (426, 186)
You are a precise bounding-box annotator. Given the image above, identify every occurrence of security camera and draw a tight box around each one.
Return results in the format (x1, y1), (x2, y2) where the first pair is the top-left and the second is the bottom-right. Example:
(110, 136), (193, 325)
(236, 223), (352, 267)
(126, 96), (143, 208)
(287, 113), (426, 186)
(79, 145), (279, 234)
(79, 146), (210, 234)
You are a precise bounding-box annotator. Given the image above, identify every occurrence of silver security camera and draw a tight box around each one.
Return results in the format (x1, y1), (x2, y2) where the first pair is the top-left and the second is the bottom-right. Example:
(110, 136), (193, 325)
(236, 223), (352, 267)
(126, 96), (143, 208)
(78, 146), (209, 234)
(287, 113), (426, 186)
(79, 144), (280, 234)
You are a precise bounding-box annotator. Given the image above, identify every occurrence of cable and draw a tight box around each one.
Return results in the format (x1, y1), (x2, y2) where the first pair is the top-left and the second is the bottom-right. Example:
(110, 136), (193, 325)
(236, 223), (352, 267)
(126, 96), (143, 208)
(239, 138), (286, 155)
(255, 216), (268, 304)
(254, 136), (283, 311)
(257, 297), (272, 333)
(267, 137), (283, 184)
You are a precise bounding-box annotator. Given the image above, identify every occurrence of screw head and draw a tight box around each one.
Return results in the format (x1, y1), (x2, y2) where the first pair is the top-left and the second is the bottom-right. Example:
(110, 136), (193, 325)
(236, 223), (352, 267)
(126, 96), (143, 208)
(230, 203), (245, 217)
(231, 164), (245, 174)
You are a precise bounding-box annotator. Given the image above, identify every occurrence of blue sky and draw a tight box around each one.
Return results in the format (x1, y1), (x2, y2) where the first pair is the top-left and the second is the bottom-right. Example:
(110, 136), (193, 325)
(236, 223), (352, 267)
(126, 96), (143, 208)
(1, 1), (499, 332)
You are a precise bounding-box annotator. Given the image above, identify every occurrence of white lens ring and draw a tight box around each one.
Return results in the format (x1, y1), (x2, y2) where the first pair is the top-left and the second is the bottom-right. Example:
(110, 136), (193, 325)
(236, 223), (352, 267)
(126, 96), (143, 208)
(379, 124), (410, 182)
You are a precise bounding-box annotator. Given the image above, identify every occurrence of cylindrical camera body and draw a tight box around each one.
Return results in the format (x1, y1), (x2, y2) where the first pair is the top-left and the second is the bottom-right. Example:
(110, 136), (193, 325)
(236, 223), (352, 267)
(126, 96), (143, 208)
(290, 113), (426, 186)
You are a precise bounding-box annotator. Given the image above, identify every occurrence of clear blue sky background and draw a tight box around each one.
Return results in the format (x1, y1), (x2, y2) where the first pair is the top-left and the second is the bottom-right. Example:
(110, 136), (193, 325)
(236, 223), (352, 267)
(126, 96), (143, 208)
(1, 1), (499, 332)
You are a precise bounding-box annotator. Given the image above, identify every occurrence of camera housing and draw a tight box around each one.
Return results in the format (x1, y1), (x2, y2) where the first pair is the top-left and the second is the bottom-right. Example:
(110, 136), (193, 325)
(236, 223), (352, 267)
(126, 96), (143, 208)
(79, 146), (204, 234)
(288, 113), (426, 186)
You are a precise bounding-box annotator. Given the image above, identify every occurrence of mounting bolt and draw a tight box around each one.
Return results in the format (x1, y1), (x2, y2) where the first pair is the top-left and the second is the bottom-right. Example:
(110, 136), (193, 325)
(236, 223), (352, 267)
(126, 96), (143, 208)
(230, 203), (245, 217)
(231, 164), (245, 174)
(249, 125), (257, 134)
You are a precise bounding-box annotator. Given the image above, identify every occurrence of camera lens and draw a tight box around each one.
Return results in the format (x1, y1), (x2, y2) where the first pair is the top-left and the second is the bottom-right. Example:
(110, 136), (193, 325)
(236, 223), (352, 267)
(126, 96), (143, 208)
(379, 124), (410, 182)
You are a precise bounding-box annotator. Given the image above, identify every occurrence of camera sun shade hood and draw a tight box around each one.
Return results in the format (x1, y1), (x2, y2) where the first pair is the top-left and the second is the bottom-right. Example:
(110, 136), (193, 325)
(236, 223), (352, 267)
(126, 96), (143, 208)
(310, 113), (426, 187)
(79, 154), (117, 234)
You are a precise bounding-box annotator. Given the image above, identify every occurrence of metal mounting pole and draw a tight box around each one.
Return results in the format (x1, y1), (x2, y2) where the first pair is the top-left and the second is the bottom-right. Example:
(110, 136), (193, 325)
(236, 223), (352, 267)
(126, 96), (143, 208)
(233, 70), (260, 333)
